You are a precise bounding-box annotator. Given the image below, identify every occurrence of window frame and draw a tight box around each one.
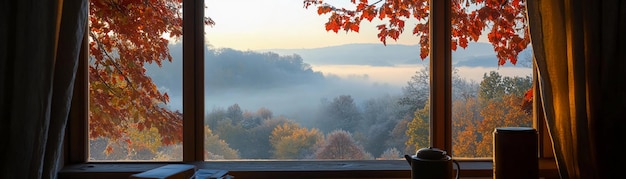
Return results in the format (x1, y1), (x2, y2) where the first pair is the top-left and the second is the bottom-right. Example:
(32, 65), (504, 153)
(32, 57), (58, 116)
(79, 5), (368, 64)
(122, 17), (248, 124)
(61, 0), (556, 178)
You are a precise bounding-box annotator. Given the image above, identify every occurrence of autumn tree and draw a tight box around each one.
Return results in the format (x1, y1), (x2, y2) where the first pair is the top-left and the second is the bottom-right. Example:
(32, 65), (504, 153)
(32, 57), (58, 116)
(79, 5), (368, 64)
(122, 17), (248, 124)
(451, 97), (480, 157)
(405, 100), (430, 153)
(204, 126), (239, 160)
(303, 0), (530, 65)
(270, 122), (324, 159)
(88, 0), (213, 156)
(315, 130), (373, 159)
(445, 71), (531, 157)
(473, 93), (531, 157)
(241, 116), (294, 159)
(211, 119), (247, 155)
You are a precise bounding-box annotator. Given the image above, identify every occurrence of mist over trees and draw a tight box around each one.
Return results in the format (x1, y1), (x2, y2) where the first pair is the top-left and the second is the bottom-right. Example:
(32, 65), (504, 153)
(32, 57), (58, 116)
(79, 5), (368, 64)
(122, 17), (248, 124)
(145, 43), (326, 97)
(205, 48), (325, 91)
(94, 43), (533, 160)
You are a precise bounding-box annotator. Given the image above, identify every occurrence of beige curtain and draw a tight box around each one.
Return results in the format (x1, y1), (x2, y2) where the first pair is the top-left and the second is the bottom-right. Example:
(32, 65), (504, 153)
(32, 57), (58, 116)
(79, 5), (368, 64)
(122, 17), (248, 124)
(527, 0), (626, 178)
(0, 0), (87, 178)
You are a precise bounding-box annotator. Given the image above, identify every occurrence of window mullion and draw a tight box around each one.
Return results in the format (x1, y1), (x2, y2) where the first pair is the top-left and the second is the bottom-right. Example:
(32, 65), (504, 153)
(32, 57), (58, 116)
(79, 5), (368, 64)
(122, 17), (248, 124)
(182, 0), (205, 162)
(67, 22), (89, 165)
(428, 0), (452, 153)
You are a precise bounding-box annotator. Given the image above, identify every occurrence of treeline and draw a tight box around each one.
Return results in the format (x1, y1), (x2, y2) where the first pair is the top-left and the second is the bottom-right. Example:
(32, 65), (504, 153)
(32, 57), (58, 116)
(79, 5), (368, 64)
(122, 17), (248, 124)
(90, 69), (532, 160)
(196, 69), (533, 159)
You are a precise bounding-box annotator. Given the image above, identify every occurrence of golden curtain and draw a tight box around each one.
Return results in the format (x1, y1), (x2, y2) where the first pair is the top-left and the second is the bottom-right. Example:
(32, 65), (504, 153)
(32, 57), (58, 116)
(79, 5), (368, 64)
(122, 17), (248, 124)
(527, 0), (626, 178)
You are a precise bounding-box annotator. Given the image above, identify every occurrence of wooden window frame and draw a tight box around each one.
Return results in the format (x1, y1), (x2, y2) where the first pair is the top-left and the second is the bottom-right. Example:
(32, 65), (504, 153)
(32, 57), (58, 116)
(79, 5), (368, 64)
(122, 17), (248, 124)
(60, 0), (556, 178)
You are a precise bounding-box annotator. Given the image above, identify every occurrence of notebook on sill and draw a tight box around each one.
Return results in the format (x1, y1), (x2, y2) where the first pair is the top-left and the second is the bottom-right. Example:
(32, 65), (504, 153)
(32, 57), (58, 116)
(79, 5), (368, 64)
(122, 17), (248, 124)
(129, 164), (196, 179)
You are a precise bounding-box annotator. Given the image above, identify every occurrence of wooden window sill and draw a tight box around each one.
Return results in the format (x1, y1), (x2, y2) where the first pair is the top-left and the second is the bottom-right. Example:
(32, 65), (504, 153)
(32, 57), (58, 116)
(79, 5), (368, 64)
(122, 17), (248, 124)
(58, 159), (558, 179)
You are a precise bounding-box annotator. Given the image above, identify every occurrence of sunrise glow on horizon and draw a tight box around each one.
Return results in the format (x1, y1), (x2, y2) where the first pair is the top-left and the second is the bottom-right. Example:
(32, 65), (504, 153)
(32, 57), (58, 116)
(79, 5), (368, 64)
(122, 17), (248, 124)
(203, 0), (423, 51)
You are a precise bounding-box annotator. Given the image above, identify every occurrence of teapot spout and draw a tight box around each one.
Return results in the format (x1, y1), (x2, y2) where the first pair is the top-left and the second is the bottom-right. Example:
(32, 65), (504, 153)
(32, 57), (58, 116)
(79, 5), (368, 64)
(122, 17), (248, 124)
(404, 155), (412, 165)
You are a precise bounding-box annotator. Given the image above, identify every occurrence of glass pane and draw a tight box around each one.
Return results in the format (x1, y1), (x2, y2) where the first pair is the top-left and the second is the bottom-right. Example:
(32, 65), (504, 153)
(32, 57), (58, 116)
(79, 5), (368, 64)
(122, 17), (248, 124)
(202, 0), (429, 160)
(88, 0), (183, 161)
(450, 0), (533, 158)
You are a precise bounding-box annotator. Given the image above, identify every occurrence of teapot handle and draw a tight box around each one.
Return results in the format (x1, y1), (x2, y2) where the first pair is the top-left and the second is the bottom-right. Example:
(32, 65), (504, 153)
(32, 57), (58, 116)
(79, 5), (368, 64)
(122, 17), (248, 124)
(452, 159), (461, 179)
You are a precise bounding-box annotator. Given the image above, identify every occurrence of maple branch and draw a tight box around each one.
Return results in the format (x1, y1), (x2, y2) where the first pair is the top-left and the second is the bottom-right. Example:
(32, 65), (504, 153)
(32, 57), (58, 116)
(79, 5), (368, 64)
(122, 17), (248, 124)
(90, 25), (176, 115)
(89, 32), (124, 98)
(109, 55), (137, 90)
(94, 63), (122, 98)
(371, 0), (384, 6)
(89, 31), (139, 98)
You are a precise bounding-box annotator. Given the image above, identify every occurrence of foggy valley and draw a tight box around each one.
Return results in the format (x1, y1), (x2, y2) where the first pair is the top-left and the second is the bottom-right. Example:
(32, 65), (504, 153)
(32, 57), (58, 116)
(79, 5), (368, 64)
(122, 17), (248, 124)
(145, 42), (532, 128)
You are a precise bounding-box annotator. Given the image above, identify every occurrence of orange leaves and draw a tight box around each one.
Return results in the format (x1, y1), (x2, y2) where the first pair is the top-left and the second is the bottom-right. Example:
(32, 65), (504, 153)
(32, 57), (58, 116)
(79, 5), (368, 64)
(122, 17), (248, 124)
(388, 29), (400, 41)
(305, 0), (530, 66)
(317, 5), (333, 15)
(324, 12), (362, 33)
(376, 25), (388, 45)
(459, 37), (469, 49)
(347, 21), (360, 32)
(325, 14), (341, 33)
(361, 7), (376, 21)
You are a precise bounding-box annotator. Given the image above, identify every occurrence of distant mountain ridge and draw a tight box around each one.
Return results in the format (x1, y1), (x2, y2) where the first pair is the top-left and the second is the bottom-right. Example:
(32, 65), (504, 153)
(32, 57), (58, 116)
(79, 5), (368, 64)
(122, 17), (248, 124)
(259, 43), (424, 66)
(146, 42), (532, 98)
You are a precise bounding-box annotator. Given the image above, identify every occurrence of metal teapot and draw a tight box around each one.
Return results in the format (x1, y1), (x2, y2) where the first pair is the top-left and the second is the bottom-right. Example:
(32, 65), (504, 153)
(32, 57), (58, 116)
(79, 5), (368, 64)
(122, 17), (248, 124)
(404, 147), (460, 179)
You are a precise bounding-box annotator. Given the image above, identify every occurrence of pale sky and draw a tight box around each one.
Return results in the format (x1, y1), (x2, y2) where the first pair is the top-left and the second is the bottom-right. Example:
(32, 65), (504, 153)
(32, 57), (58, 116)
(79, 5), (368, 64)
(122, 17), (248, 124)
(204, 0), (422, 51)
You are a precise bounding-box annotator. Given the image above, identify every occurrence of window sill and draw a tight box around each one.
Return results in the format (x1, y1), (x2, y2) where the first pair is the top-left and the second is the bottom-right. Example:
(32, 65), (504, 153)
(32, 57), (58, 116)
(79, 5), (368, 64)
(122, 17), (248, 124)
(58, 159), (558, 179)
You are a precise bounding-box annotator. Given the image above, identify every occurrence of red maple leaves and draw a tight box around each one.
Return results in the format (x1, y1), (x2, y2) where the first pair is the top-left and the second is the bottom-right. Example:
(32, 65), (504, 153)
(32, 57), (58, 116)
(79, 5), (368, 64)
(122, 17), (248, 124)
(304, 0), (530, 66)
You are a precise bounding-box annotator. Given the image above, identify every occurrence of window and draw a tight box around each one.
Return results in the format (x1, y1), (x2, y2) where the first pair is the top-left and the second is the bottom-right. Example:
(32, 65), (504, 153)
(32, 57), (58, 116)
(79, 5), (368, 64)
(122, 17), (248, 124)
(65, 0), (555, 178)
(202, 0), (428, 160)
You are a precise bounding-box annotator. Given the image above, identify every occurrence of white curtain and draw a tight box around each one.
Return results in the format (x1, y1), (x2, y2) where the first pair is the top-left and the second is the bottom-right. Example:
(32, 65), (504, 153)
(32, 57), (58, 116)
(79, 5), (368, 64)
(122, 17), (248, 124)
(0, 0), (87, 178)
(527, 0), (626, 178)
